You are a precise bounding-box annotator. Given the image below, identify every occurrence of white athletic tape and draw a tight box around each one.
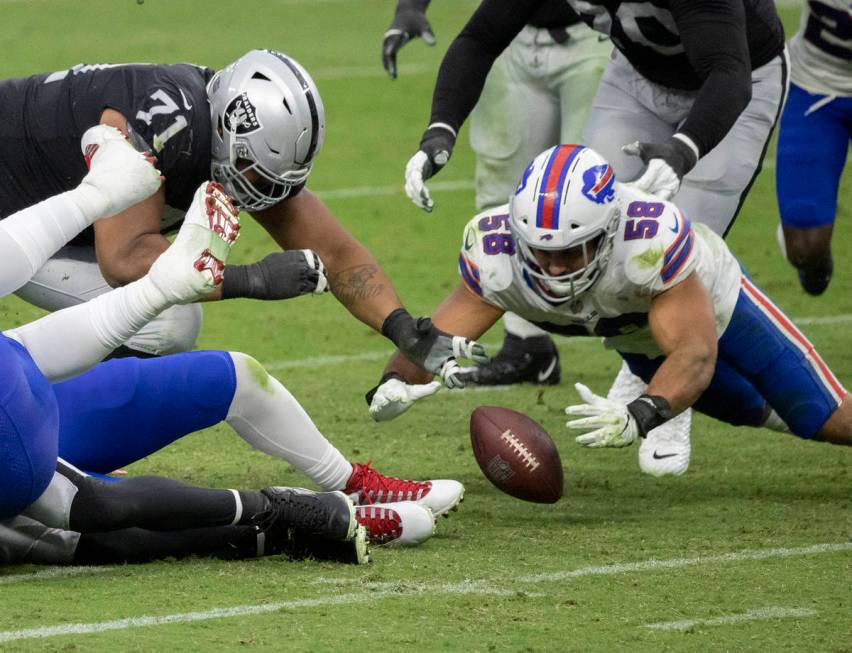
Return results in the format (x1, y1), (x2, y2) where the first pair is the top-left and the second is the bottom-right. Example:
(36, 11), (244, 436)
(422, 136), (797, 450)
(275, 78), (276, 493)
(644, 606), (817, 631)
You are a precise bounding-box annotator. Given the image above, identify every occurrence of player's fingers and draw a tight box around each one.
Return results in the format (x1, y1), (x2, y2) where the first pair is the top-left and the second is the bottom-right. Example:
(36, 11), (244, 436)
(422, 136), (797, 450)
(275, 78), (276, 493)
(409, 381), (442, 400)
(565, 415), (606, 430)
(421, 27), (436, 45)
(573, 382), (604, 407)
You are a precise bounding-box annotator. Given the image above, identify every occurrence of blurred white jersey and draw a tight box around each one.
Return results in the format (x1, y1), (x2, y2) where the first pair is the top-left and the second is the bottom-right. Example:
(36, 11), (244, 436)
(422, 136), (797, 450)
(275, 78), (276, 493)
(787, 0), (852, 96)
(457, 184), (742, 357)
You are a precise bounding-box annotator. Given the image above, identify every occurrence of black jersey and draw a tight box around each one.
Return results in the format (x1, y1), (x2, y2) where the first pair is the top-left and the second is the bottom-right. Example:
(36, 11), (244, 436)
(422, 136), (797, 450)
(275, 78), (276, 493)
(0, 63), (214, 240)
(566, 0), (784, 91)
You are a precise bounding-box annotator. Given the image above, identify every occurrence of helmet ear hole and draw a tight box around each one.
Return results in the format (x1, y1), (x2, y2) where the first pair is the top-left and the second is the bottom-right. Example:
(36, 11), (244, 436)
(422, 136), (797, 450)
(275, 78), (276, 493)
(251, 72), (270, 81)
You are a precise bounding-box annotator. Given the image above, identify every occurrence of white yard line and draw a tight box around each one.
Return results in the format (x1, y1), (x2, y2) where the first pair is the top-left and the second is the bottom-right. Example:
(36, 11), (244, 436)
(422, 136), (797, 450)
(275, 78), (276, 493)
(1, 542), (846, 643)
(0, 566), (112, 586)
(644, 606), (817, 631)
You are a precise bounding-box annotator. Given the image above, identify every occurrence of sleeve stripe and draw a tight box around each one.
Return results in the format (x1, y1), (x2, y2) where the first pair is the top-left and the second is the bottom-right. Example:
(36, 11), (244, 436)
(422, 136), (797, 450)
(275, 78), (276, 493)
(661, 231), (694, 283)
(458, 253), (482, 295)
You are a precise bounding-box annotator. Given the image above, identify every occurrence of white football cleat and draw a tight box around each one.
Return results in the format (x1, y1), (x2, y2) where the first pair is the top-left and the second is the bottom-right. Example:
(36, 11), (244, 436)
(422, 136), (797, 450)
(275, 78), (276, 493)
(80, 124), (162, 217)
(638, 409), (691, 477)
(608, 360), (692, 477)
(344, 462), (464, 517)
(355, 502), (436, 547)
(147, 181), (240, 304)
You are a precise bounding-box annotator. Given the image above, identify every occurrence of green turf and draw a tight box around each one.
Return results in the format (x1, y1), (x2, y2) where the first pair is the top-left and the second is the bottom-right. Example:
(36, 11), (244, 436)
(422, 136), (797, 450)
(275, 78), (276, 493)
(0, 1), (850, 650)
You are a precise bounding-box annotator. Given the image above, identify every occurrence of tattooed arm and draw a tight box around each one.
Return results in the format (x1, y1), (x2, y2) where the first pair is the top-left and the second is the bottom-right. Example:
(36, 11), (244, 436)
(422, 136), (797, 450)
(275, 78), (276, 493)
(251, 190), (403, 330)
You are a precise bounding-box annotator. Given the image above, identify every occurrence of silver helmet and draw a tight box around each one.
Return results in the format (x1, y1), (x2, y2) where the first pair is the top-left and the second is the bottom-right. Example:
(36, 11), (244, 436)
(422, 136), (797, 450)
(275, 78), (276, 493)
(207, 49), (325, 211)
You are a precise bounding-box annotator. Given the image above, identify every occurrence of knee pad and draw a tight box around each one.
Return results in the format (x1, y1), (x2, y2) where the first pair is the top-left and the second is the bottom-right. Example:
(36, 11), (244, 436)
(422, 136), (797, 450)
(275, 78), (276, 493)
(125, 303), (203, 355)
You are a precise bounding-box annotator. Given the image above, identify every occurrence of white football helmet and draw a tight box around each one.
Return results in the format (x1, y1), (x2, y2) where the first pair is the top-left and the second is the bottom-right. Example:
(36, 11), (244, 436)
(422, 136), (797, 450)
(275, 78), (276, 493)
(509, 145), (620, 303)
(207, 49), (325, 211)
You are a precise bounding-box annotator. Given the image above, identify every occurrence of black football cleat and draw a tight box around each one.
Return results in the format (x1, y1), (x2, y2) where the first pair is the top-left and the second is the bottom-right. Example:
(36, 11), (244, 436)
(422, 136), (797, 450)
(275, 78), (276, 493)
(259, 487), (356, 542)
(282, 526), (371, 565)
(798, 253), (833, 296)
(470, 333), (560, 386)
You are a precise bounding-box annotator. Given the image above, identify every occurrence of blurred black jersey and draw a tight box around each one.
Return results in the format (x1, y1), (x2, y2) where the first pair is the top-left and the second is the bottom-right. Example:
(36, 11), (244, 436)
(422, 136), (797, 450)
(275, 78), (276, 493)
(0, 63), (214, 240)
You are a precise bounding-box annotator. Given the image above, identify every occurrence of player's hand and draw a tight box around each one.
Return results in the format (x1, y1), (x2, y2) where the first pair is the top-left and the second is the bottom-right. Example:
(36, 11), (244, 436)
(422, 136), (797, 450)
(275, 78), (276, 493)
(222, 249), (328, 300)
(80, 124), (163, 218)
(381, 309), (488, 388)
(622, 137), (698, 200)
(366, 375), (441, 421)
(382, 0), (435, 80)
(565, 383), (639, 448)
(404, 125), (456, 212)
(148, 181), (240, 304)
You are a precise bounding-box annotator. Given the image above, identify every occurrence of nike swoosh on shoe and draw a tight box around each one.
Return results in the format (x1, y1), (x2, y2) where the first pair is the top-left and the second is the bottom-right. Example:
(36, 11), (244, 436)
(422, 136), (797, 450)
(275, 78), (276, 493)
(537, 357), (558, 382)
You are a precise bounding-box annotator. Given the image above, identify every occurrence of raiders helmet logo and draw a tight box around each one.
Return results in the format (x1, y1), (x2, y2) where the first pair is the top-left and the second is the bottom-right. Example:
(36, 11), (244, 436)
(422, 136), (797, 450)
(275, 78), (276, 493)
(223, 93), (262, 135)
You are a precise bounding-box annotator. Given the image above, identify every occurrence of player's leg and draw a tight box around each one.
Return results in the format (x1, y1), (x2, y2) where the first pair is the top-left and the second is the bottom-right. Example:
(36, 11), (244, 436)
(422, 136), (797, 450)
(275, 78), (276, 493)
(15, 245), (202, 356)
(55, 350), (443, 544)
(675, 53), (788, 236)
(776, 86), (850, 295)
(718, 276), (848, 443)
(0, 335), (59, 519)
(582, 50), (675, 182)
(468, 27), (575, 385)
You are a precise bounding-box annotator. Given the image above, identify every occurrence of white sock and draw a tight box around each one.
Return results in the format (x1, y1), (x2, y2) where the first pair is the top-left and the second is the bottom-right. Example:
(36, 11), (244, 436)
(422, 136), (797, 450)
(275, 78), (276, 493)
(225, 352), (353, 491)
(5, 275), (171, 382)
(763, 408), (790, 433)
(503, 312), (549, 339)
(0, 184), (106, 297)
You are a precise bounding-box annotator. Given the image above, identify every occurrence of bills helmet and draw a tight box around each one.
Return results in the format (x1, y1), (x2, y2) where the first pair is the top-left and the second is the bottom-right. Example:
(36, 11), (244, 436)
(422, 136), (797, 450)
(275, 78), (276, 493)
(509, 145), (620, 303)
(207, 49), (325, 211)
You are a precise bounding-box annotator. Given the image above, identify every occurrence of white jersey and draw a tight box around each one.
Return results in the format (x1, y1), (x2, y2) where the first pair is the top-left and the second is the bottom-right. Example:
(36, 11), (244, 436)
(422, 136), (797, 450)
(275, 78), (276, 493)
(457, 185), (741, 357)
(787, 0), (852, 96)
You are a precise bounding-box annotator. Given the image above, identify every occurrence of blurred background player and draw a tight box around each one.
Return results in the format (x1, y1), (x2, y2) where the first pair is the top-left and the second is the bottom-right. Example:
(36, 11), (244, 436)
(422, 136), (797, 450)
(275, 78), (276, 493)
(370, 146), (851, 455)
(383, 0), (609, 388)
(776, 0), (852, 296)
(401, 0), (788, 477)
(0, 50), (484, 385)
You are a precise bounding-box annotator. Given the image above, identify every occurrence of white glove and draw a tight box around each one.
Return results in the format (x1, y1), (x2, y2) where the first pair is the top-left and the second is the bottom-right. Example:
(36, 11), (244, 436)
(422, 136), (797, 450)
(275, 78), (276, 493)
(148, 181), (240, 304)
(623, 157), (680, 200)
(565, 382), (640, 448)
(80, 124), (162, 218)
(369, 377), (442, 421)
(404, 150), (435, 211)
(621, 138), (698, 201)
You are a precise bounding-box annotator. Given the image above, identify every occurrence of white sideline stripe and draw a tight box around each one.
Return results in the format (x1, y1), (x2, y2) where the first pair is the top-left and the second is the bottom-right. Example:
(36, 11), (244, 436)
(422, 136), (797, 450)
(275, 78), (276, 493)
(0, 566), (112, 586)
(261, 314), (852, 372)
(0, 581), (520, 644)
(315, 179), (474, 201)
(0, 543), (845, 643)
(645, 607), (817, 631)
(517, 542), (852, 583)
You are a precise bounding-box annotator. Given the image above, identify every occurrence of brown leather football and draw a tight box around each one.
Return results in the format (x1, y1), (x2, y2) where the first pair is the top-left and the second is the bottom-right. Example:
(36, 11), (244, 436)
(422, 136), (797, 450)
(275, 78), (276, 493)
(469, 406), (563, 503)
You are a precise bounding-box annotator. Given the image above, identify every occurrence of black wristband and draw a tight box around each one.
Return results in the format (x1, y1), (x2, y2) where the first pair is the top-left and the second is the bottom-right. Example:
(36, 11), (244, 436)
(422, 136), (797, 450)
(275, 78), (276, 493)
(667, 137), (698, 179)
(221, 263), (253, 300)
(381, 308), (414, 345)
(626, 394), (674, 439)
(365, 372), (405, 406)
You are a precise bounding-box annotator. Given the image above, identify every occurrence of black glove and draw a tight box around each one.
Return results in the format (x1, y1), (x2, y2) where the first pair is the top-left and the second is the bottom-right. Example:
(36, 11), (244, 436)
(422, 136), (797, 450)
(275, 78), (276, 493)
(418, 124), (456, 179)
(623, 137), (698, 180)
(382, 0), (434, 80)
(381, 308), (488, 385)
(222, 250), (328, 300)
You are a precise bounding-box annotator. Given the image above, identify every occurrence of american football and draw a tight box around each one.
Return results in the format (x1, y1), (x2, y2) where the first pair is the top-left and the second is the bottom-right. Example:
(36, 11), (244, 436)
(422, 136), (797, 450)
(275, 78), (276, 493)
(470, 406), (563, 503)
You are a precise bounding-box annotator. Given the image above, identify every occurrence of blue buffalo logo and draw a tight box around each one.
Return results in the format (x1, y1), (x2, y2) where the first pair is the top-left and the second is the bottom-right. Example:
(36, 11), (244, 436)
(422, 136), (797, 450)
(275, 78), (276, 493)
(581, 165), (615, 204)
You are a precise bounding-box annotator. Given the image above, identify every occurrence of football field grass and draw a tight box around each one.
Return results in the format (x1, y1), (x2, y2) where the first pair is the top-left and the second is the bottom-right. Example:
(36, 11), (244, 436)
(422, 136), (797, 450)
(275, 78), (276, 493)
(0, 1), (850, 650)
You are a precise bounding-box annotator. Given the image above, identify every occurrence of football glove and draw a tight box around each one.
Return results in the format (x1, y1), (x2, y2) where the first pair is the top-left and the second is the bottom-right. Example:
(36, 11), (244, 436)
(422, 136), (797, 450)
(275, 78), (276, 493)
(148, 181), (240, 304)
(80, 124), (162, 218)
(222, 249), (328, 300)
(382, 0), (435, 80)
(404, 124), (457, 212)
(565, 383), (640, 448)
(622, 136), (699, 200)
(366, 374), (442, 421)
(381, 309), (488, 388)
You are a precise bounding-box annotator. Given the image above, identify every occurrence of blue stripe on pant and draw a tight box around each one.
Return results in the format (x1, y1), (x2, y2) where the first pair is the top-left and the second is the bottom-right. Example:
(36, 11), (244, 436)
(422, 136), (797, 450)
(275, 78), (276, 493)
(621, 279), (844, 439)
(56, 351), (237, 473)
